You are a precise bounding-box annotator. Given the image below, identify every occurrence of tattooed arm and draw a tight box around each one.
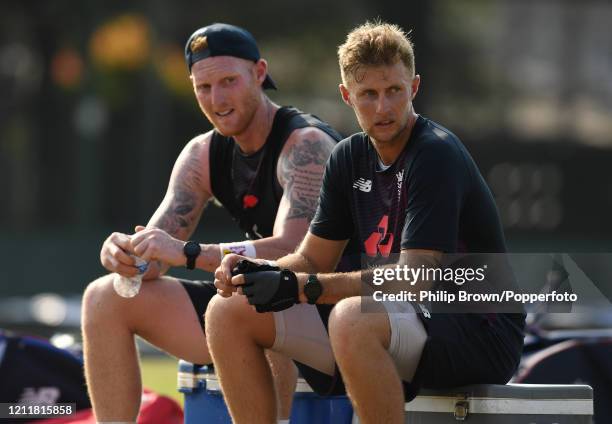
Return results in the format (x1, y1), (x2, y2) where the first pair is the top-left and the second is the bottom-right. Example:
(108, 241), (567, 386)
(148, 134), (211, 236)
(100, 132), (215, 277)
(244, 127), (336, 259)
(135, 132), (221, 275)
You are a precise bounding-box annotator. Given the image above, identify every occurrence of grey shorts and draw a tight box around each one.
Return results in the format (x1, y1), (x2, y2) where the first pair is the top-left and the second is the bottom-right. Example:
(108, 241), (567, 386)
(271, 299), (427, 382)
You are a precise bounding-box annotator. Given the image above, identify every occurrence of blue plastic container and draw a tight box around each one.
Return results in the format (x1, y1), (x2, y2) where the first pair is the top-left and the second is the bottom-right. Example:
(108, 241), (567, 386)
(177, 360), (353, 423)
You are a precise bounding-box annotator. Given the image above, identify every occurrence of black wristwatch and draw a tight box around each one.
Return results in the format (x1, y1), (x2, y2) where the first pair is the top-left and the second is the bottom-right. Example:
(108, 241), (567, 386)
(304, 274), (323, 305)
(183, 241), (201, 270)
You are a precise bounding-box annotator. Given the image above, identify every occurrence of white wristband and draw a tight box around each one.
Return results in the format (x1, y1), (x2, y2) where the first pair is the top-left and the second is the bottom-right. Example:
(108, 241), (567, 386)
(219, 241), (257, 259)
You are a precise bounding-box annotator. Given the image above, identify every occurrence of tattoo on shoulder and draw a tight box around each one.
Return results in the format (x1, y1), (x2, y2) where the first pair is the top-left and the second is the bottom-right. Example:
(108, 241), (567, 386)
(288, 137), (332, 167)
(281, 137), (333, 221)
(152, 154), (205, 236)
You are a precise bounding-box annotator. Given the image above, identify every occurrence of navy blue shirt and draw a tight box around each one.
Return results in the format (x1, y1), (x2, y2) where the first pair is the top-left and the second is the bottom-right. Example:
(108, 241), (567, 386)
(310, 115), (506, 258)
(302, 117), (522, 397)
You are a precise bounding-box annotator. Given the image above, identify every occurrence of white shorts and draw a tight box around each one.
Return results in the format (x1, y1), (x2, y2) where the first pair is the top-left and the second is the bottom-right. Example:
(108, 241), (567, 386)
(271, 299), (427, 382)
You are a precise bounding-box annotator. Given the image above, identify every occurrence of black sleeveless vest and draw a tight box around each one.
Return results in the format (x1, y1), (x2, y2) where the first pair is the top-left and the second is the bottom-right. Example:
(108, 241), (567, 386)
(209, 106), (342, 239)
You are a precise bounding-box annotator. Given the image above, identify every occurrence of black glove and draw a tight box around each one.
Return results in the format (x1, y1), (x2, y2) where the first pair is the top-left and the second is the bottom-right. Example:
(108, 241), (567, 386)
(231, 259), (298, 312)
(240, 271), (300, 313)
(231, 259), (280, 276)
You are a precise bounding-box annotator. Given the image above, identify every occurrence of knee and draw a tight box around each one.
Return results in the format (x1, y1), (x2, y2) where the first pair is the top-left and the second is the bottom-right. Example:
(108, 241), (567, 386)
(328, 297), (363, 353)
(329, 297), (389, 355)
(205, 294), (275, 348)
(204, 294), (248, 340)
(81, 274), (121, 329)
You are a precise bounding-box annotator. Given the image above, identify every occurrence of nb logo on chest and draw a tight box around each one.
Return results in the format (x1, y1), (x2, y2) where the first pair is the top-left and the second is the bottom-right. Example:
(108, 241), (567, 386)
(353, 178), (372, 193)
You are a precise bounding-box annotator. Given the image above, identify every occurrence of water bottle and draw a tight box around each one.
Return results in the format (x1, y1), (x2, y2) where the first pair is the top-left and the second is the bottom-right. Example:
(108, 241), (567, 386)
(113, 255), (149, 298)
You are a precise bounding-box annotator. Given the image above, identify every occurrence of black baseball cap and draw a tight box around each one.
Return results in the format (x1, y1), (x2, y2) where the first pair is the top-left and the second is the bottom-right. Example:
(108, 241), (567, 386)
(184, 23), (277, 90)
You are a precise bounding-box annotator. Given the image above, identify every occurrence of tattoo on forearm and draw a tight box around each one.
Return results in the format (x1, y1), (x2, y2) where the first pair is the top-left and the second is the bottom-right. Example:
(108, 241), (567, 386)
(152, 153), (204, 236)
(281, 138), (333, 221)
(172, 189), (197, 227)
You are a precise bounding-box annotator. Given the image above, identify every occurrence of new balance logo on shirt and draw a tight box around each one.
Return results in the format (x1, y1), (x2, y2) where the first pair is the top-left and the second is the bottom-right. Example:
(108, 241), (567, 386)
(353, 178), (372, 192)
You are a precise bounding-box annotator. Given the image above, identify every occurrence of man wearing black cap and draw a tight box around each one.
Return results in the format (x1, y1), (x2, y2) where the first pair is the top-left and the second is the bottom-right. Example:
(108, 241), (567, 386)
(81, 23), (341, 423)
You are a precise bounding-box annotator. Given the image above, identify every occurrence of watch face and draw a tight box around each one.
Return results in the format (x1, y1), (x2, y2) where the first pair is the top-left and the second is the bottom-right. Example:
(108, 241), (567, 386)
(184, 241), (201, 256)
(305, 276), (322, 303)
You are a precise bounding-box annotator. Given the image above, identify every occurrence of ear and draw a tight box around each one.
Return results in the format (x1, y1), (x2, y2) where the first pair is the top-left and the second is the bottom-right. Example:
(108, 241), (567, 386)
(339, 83), (352, 107)
(410, 74), (421, 100)
(254, 59), (268, 86)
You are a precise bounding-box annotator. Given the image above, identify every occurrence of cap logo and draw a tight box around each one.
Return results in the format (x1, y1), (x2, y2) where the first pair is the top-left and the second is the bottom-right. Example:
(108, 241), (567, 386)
(190, 35), (208, 53)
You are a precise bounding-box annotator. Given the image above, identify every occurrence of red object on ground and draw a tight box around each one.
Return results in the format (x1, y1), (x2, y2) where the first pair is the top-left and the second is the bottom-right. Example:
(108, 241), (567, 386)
(32, 389), (183, 424)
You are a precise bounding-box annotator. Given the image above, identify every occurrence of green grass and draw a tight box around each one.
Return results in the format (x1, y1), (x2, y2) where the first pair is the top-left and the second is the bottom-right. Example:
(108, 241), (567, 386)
(141, 356), (184, 406)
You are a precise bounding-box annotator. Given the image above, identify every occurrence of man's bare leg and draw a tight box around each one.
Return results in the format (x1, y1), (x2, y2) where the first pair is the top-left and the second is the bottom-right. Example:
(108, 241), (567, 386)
(82, 275), (210, 422)
(205, 294), (278, 424)
(329, 297), (405, 424)
(83, 275), (296, 422)
(266, 350), (297, 420)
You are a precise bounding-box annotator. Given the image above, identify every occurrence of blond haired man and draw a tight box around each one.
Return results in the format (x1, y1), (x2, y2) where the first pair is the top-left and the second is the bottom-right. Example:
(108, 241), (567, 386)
(81, 23), (341, 423)
(208, 22), (525, 424)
